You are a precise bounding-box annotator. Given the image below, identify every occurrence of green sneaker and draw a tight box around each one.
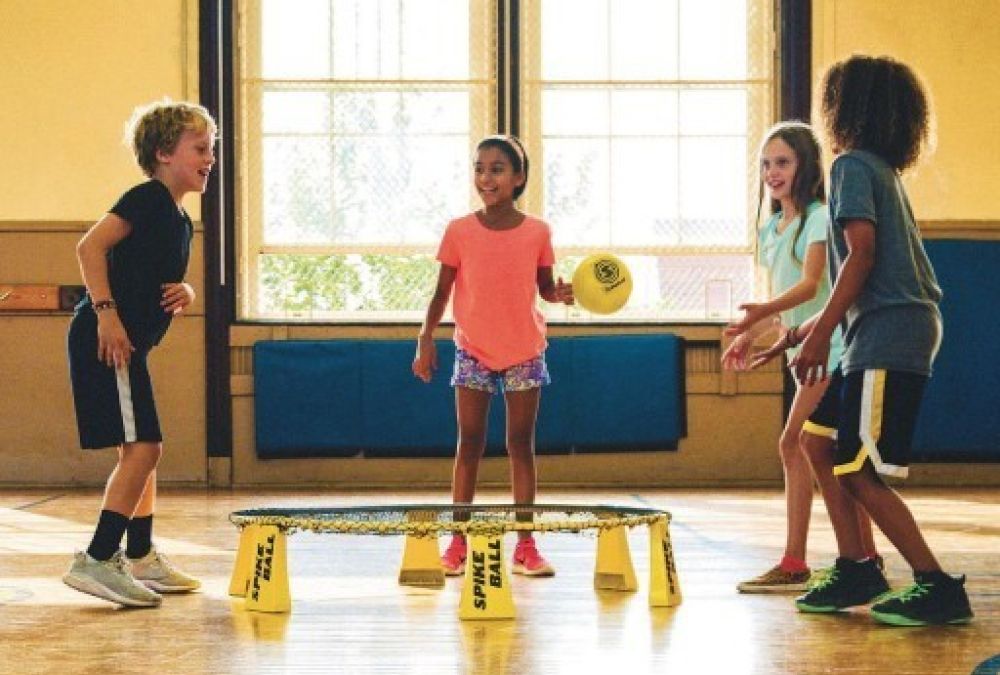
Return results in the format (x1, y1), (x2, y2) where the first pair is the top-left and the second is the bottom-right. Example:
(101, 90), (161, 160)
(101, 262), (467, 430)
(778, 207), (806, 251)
(129, 545), (201, 593)
(795, 557), (889, 613)
(807, 555), (884, 590)
(63, 550), (162, 608)
(737, 564), (811, 593)
(870, 573), (973, 626)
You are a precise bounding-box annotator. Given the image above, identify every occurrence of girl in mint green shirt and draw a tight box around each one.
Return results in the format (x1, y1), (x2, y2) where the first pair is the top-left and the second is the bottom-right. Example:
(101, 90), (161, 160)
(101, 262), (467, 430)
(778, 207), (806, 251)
(723, 122), (875, 593)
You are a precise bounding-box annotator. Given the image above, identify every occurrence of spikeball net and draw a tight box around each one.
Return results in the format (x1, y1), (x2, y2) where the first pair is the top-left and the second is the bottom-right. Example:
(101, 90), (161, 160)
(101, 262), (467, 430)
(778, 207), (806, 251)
(229, 503), (669, 537)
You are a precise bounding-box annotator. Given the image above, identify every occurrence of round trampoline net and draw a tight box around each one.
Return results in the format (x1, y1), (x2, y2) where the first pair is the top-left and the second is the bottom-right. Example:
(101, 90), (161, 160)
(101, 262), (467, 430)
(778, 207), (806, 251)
(229, 503), (669, 537)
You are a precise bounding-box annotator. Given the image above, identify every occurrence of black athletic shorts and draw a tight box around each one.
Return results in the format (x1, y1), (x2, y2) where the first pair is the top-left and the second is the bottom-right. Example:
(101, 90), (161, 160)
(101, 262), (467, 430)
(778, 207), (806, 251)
(802, 367), (843, 441)
(806, 366), (927, 479)
(67, 309), (162, 449)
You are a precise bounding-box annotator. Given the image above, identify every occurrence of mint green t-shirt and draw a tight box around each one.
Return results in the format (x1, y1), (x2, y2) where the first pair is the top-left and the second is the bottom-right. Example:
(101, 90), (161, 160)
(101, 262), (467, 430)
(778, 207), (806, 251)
(758, 202), (844, 370)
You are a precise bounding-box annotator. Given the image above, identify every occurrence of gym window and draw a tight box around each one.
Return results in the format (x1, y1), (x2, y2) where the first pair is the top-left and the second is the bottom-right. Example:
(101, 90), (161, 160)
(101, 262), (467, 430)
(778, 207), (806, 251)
(234, 0), (774, 321)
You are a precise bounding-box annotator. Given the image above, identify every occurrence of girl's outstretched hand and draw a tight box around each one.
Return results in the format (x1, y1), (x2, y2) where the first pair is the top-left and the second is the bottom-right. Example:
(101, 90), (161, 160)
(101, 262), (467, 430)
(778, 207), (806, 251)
(721, 333), (753, 371)
(412, 335), (437, 383)
(554, 277), (574, 305)
(724, 302), (772, 337)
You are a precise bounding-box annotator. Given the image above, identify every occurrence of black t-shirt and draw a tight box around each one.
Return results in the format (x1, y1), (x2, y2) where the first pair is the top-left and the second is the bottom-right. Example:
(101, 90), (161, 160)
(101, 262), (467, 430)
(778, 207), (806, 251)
(80, 179), (193, 349)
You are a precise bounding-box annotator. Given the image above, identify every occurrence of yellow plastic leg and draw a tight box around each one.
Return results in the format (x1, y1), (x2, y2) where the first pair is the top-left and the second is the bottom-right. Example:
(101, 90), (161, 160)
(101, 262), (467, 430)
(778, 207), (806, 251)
(398, 511), (445, 588)
(458, 534), (515, 620)
(459, 621), (516, 669)
(245, 525), (292, 613)
(228, 524), (260, 597)
(594, 525), (638, 592)
(648, 517), (682, 607)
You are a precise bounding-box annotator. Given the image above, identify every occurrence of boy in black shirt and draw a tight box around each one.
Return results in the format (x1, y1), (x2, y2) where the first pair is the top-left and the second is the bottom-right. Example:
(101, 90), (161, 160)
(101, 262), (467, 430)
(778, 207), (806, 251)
(63, 101), (216, 607)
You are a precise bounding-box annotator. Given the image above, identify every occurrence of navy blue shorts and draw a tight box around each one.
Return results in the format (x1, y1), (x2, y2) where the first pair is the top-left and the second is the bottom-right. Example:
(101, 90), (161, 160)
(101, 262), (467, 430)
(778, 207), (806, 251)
(802, 367), (843, 441)
(806, 366), (927, 479)
(67, 310), (162, 449)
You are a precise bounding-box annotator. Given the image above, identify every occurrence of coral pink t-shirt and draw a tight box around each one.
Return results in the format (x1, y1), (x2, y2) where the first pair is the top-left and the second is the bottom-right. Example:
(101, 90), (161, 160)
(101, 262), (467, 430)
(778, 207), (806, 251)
(437, 213), (556, 371)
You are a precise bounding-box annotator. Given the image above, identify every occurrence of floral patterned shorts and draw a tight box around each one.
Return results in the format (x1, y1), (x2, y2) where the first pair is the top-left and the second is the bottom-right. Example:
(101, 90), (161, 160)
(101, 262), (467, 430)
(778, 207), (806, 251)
(450, 349), (550, 394)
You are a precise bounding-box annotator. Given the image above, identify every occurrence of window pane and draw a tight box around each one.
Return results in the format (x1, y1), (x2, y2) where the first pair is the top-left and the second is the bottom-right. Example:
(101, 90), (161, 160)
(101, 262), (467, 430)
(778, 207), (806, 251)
(262, 91), (330, 135)
(610, 0), (679, 80)
(678, 137), (749, 245)
(679, 89), (747, 136)
(331, 90), (470, 135)
(544, 139), (610, 247)
(330, 135), (469, 244)
(257, 253), (437, 319)
(330, 0), (470, 79)
(261, 0), (330, 79)
(399, 0), (470, 78)
(611, 89), (679, 136)
(541, 0), (608, 80)
(679, 0), (748, 79)
(258, 254), (362, 315)
(610, 138), (679, 246)
(262, 137), (333, 245)
(542, 90), (610, 136)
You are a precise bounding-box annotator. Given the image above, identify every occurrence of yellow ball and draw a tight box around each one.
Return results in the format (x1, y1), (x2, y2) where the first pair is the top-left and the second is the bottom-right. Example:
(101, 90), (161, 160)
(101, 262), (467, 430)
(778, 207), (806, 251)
(572, 253), (633, 315)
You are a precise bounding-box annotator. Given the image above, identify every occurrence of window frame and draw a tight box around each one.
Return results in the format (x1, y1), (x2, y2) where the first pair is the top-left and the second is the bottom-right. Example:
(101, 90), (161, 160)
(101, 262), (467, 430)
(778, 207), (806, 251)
(198, 0), (810, 455)
(223, 0), (791, 325)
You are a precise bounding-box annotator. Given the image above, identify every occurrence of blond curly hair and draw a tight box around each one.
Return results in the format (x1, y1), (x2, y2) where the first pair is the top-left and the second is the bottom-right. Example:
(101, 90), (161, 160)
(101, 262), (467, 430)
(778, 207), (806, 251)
(125, 100), (217, 177)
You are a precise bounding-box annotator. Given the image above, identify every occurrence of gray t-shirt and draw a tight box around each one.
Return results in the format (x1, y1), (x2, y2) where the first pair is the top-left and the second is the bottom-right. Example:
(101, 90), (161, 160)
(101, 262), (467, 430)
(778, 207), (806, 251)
(827, 150), (943, 375)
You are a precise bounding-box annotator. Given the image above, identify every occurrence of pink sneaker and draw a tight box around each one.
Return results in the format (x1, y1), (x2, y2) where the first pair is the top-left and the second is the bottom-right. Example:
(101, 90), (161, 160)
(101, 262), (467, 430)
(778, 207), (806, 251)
(441, 536), (467, 576)
(512, 537), (555, 577)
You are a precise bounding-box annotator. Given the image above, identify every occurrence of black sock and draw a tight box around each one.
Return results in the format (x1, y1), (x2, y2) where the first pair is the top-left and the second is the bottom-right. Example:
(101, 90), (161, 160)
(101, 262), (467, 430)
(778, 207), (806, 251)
(86, 510), (130, 561)
(126, 515), (154, 559)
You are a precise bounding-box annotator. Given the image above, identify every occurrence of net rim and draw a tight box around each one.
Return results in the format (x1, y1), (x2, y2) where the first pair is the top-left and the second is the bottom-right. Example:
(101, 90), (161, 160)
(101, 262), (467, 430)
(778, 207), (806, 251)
(229, 503), (670, 536)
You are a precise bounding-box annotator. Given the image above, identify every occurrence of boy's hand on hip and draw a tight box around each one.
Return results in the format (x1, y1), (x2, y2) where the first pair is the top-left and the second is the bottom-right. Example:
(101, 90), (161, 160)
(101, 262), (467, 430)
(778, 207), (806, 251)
(161, 282), (195, 315)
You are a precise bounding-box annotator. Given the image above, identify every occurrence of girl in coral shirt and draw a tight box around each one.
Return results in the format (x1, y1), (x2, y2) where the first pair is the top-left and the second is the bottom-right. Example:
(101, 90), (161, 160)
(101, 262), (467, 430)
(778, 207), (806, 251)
(413, 135), (573, 577)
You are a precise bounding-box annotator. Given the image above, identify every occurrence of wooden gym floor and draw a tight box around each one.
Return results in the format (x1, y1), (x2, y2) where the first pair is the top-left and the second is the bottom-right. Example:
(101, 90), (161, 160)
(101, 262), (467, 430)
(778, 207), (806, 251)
(0, 488), (997, 675)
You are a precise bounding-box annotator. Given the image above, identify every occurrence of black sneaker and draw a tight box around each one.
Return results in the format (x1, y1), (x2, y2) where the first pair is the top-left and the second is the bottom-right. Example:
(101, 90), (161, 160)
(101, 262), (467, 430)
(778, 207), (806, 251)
(870, 572), (973, 626)
(795, 557), (890, 613)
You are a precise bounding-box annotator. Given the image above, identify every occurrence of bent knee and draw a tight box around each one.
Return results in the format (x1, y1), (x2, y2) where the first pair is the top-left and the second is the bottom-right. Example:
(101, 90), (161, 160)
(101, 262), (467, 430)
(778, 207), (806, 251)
(121, 442), (162, 472)
(778, 432), (804, 463)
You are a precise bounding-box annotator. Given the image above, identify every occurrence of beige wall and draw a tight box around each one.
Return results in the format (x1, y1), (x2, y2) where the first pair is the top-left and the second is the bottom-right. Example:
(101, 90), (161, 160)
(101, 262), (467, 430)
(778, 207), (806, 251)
(1, 2), (997, 487)
(0, 0), (206, 485)
(0, 0), (201, 220)
(813, 0), (1000, 225)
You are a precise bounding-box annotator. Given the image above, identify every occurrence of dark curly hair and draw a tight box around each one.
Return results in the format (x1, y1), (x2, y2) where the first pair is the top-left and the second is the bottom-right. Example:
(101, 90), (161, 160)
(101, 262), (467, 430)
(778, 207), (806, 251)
(476, 135), (529, 199)
(820, 55), (931, 172)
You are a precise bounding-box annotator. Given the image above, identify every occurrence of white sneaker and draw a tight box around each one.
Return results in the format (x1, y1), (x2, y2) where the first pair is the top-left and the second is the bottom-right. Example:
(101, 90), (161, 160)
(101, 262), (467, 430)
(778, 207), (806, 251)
(63, 550), (162, 608)
(129, 545), (201, 593)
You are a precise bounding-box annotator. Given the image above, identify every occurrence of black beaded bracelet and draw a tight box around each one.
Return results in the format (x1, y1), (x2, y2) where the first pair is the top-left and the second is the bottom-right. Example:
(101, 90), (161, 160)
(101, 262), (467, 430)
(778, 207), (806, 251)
(784, 325), (800, 349)
(92, 299), (117, 312)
